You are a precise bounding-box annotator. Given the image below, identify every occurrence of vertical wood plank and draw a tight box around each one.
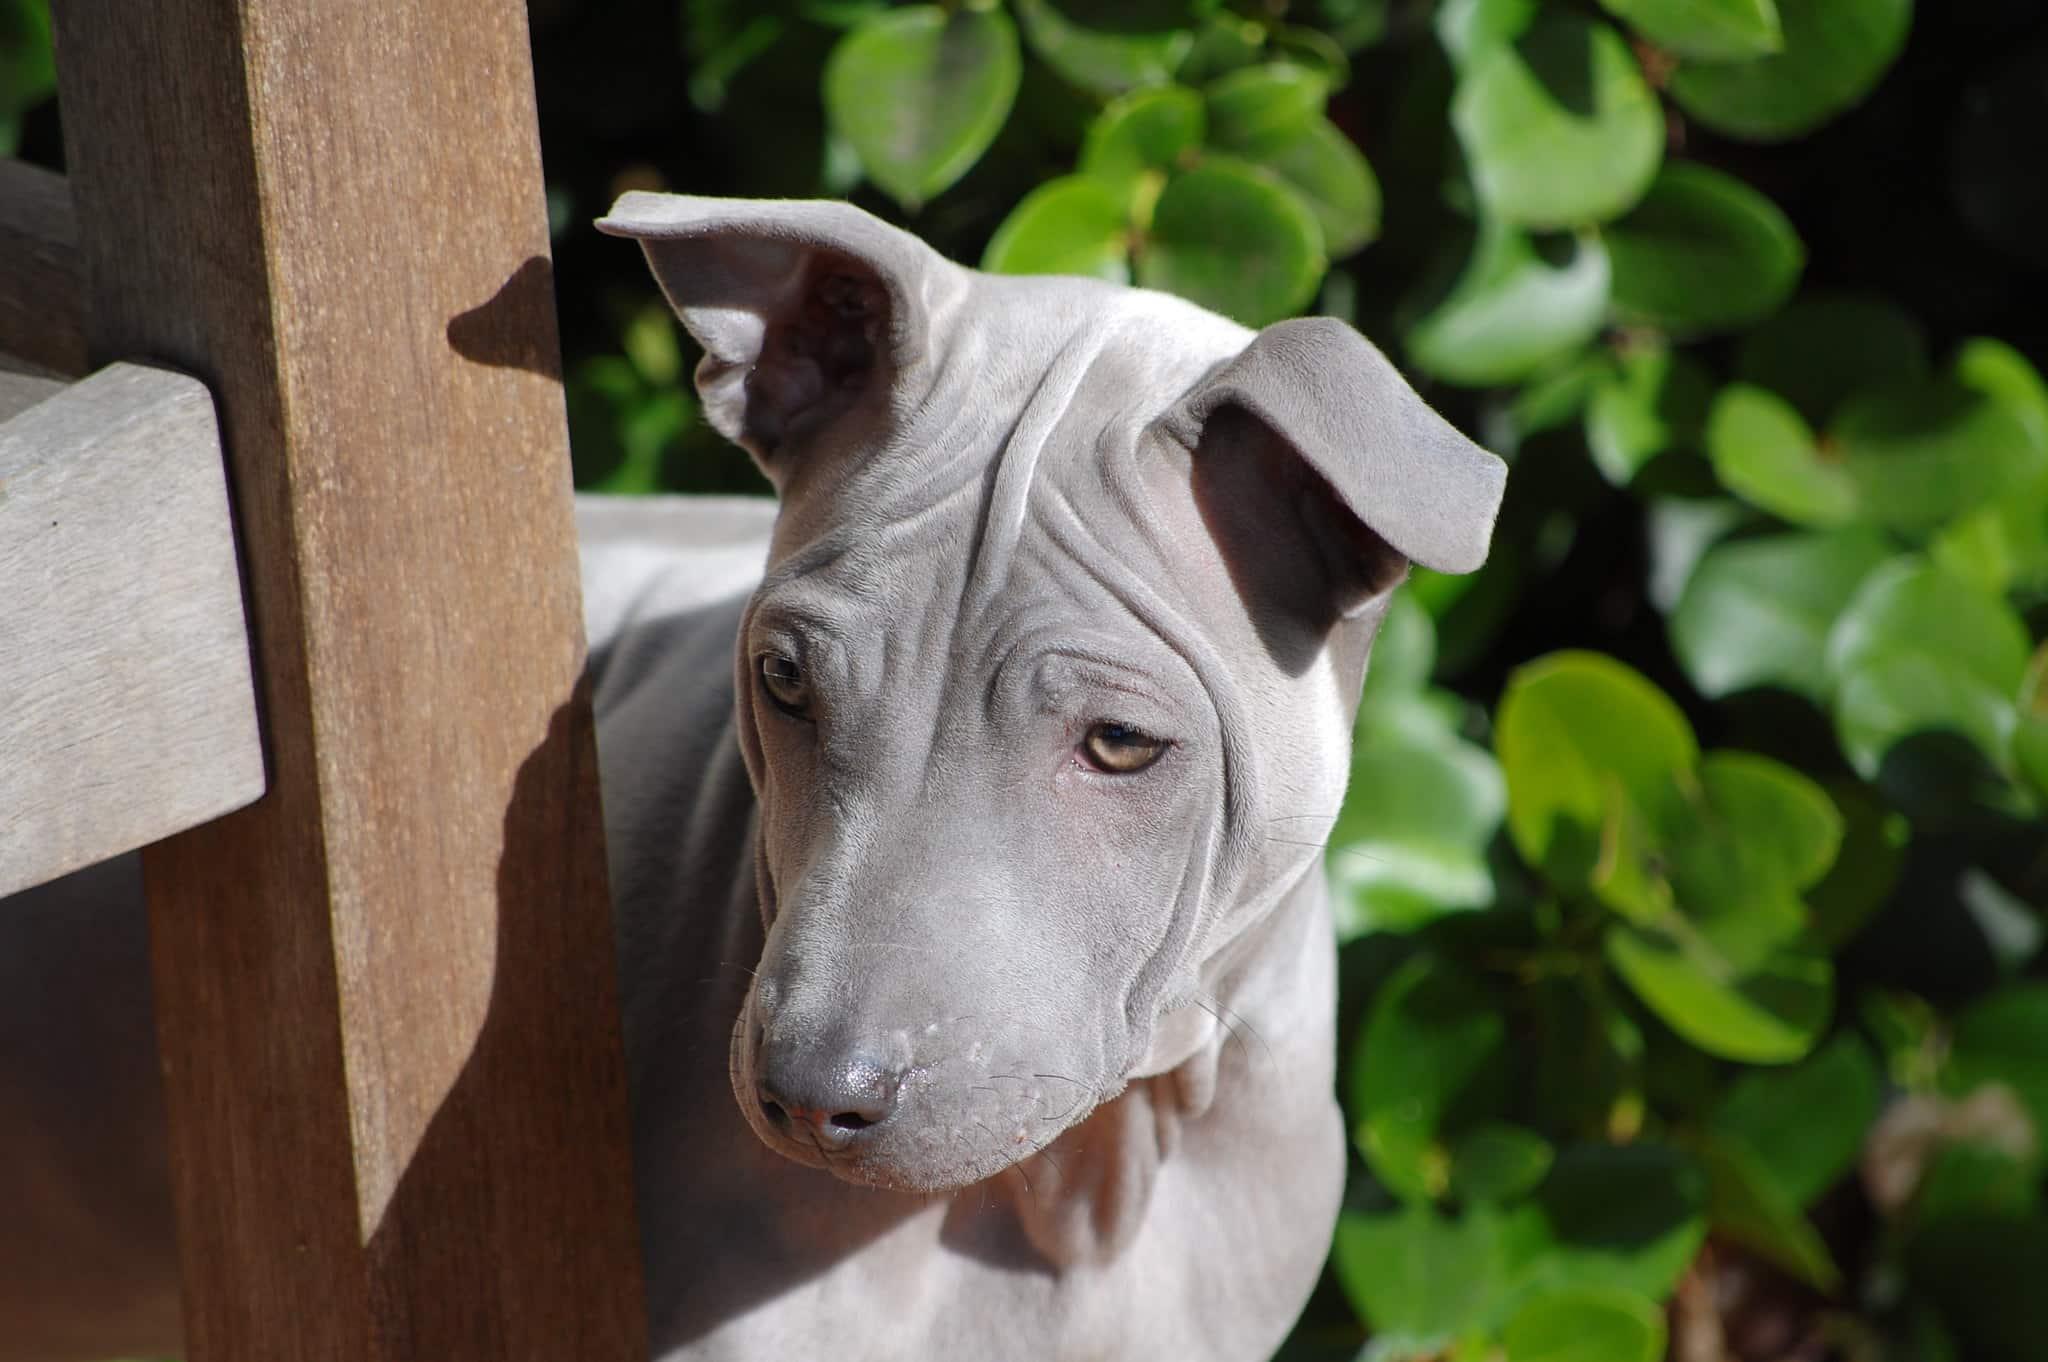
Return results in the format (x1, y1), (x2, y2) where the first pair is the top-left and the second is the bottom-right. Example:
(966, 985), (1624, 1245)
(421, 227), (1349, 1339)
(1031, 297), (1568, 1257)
(49, 1), (648, 1357)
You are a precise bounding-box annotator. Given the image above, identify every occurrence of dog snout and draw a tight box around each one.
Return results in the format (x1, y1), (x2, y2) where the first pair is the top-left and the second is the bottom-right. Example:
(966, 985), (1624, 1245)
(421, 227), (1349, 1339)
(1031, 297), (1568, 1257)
(755, 1034), (904, 1151)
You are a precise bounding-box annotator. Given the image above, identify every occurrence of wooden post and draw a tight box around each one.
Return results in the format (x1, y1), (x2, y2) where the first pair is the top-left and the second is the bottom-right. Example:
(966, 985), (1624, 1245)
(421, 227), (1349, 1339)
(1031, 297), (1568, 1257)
(49, 1), (648, 1358)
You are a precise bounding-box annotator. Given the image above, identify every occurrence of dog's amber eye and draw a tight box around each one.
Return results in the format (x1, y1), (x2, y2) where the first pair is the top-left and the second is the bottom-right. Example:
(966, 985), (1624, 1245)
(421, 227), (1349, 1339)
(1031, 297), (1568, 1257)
(1082, 722), (1167, 774)
(759, 653), (809, 715)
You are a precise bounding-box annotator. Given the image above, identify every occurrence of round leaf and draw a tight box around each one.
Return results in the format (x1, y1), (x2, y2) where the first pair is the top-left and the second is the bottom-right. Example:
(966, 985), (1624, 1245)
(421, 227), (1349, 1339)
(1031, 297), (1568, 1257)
(1407, 225), (1611, 387)
(1945, 984), (2048, 1137)
(1238, 116), (1383, 258)
(1450, 1122), (1557, 1206)
(1696, 750), (1843, 893)
(1501, 1286), (1666, 1362)
(1451, 11), (1664, 228)
(824, 6), (1022, 210)
(1833, 376), (2048, 534)
(1604, 162), (1805, 336)
(1435, 0), (1542, 70)
(1080, 85), (1205, 190)
(1350, 954), (1510, 1199)
(1706, 383), (1858, 526)
(1692, 1135), (1842, 1290)
(981, 175), (1134, 281)
(1331, 722), (1505, 936)
(1496, 651), (1699, 891)
(1013, 0), (1196, 98)
(1504, 1143), (1709, 1302)
(1833, 652), (2020, 781)
(1735, 293), (1929, 427)
(1203, 62), (1330, 150)
(1335, 1203), (1513, 1340)
(1605, 922), (1833, 1063)
(1585, 342), (1713, 486)
(1670, 528), (1894, 700)
(1597, 0), (1783, 61)
(1828, 559), (2032, 700)
(1668, 0), (1913, 142)
(1138, 158), (1325, 325)
(1710, 1032), (1883, 1205)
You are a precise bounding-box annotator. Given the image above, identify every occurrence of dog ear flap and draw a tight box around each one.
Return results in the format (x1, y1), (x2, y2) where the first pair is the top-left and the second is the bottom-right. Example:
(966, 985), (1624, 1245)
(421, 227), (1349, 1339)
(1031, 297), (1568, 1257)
(1167, 316), (1507, 577)
(595, 192), (959, 477)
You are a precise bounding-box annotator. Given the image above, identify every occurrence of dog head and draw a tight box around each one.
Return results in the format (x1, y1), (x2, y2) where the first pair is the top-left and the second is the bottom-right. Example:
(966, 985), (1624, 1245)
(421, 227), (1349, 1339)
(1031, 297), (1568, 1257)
(597, 194), (1505, 1193)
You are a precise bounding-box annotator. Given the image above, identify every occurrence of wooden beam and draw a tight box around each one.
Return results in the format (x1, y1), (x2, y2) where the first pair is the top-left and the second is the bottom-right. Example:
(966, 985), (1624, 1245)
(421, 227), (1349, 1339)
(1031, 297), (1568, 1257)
(50, 1), (648, 1358)
(0, 159), (86, 377)
(0, 363), (264, 900)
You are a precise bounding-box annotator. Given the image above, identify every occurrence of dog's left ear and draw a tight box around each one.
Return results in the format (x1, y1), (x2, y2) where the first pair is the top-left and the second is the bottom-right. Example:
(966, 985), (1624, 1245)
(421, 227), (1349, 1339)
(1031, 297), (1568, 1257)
(1167, 316), (1507, 586)
(595, 192), (959, 479)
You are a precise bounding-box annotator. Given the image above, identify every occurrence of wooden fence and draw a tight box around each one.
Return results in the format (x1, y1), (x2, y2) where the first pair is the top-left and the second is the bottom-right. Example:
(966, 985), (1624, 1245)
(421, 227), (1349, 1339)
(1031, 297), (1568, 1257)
(1, 1), (648, 1355)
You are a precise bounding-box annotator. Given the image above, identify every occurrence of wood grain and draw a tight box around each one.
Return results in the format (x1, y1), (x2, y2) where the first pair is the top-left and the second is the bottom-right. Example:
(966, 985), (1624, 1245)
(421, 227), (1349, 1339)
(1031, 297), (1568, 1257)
(0, 159), (86, 376)
(50, 0), (648, 1356)
(0, 363), (264, 899)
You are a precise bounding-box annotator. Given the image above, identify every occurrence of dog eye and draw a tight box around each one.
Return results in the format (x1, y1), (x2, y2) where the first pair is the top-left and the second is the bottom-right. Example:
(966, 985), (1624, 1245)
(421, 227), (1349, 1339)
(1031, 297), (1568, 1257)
(758, 653), (809, 716)
(1081, 722), (1167, 774)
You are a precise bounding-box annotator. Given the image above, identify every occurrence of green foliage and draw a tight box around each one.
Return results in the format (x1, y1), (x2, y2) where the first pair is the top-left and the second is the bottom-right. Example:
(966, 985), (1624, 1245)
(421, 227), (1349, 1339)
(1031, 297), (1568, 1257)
(8, 0), (2037, 1356)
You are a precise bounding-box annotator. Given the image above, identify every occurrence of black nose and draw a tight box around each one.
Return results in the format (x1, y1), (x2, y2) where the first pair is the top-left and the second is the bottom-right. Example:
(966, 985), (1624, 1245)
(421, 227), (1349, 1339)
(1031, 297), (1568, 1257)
(755, 1038), (902, 1151)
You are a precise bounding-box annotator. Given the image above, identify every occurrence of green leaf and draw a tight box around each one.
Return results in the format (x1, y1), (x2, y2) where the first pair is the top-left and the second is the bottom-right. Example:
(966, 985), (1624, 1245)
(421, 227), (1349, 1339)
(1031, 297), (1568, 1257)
(1605, 922), (1832, 1063)
(1946, 984), (2048, 1138)
(2017, 652), (2048, 802)
(1451, 12), (1664, 228)
(1079, 84), (1205, 190)
(1711, 1032), (1883, 1205)
(1013, 0), (1197, 98)
(1804, 780), (1908, 950)
(1233, 116), (1383, 258)
(1833, 652), (2021, 781)
(1695, 750), (1843, 893)
(981, 175), (1134, 281)
(1671, 528), (1893, 700)
(1350, 955), (1510, 1199)
(1500, 1286), (1666, 1362)
(1331, 722), (1505, 937)
(1435, 0), (1541, 70)
(1692, 1134), (1842, 1290)
(1828, 559), (2032, 701)
(1496, 651), (1698, 893)
(1451, 1122), (1557, 1206)
(1503, 1143), (1710, 1303)
(1305, 0), (1391, 52)
(1735, 293), (1929, 428)
(824, 6), (1022, 210)
(1407, 224), (1611, 387)
(1597, 0), (1782, 61)
(1334, 1203), (1512, 1339)
(1361, 590), (1436, 704)
(1176, 12), (1266, 85)
(1706, 383), (1858, 526)
(1956, 336), (2048, 451)
(1604, 162), (1805, 336)
(1202, 61), (1329, 151)
(1584, 342), (1713, 486)
(1832, 375), (2048, 534)
(1138, 158), (1325, 325)
(1668, 0), (1914, 142)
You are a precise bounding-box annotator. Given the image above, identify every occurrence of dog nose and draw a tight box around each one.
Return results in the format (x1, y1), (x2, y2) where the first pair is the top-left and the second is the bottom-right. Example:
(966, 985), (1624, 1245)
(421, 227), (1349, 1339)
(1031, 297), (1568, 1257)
(755, 1041), (902, 1150)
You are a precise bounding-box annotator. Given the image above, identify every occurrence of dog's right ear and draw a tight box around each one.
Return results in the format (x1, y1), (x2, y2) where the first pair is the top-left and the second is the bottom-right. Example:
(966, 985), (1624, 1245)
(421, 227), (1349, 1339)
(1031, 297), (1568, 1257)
(596, 193), (960, 482)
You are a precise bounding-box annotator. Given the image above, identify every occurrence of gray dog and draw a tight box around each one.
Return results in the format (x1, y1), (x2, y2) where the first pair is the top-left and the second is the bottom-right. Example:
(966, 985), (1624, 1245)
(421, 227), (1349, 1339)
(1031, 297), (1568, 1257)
(0, 194), (1504, 1361)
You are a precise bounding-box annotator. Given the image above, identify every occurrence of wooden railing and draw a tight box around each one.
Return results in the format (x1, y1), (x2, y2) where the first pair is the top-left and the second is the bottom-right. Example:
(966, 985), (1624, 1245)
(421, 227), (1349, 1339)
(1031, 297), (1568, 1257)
(1, 0), (648, 1356)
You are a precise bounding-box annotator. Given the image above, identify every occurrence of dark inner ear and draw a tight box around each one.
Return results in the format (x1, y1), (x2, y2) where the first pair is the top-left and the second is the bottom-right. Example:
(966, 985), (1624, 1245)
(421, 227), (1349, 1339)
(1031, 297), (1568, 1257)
(1191, 406), (1407, 678)
(742, 254), (890, 457)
